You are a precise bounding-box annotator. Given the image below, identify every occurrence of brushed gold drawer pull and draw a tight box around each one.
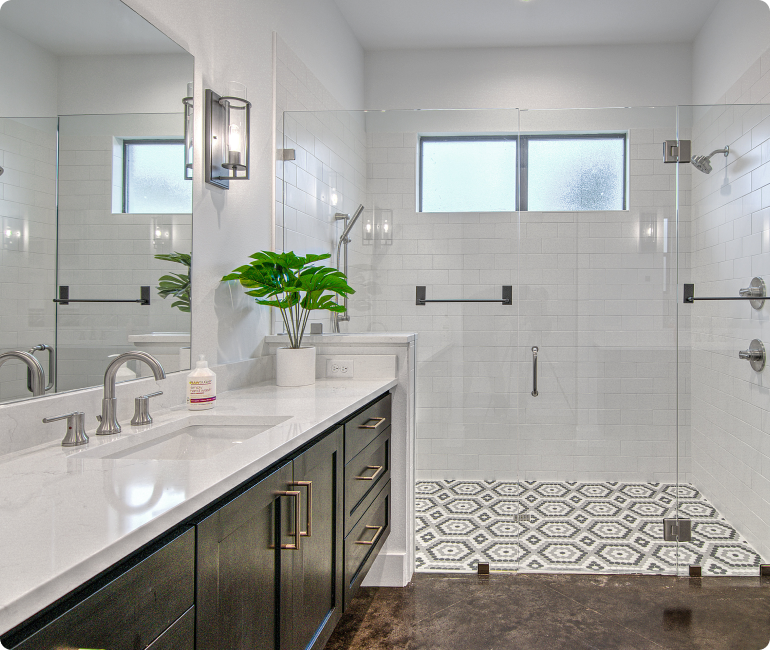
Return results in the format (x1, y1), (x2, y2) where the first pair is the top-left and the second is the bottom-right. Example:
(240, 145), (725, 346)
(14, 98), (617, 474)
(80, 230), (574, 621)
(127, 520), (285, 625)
(355, 524), (384, 545)
(355, 465), (384, 481)
(290, 480), (312, 537)
(275, 490), (301, 550)
(359, 417), (386, 430)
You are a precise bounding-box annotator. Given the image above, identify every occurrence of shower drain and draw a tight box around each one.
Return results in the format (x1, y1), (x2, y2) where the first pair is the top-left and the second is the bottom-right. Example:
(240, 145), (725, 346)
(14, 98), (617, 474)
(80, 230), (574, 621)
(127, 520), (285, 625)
(513, 514), (535, 523)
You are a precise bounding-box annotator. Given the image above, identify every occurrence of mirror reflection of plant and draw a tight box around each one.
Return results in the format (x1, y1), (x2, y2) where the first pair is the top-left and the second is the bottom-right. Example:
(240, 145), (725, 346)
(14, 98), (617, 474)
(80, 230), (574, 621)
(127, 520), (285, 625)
(155, 252), (191, 313)
(222, 251), (354, 349)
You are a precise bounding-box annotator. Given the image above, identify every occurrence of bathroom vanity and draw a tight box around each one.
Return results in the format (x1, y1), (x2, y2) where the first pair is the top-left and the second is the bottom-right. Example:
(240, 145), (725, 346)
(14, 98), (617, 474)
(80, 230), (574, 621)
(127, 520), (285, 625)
(0, 380), (396, 650)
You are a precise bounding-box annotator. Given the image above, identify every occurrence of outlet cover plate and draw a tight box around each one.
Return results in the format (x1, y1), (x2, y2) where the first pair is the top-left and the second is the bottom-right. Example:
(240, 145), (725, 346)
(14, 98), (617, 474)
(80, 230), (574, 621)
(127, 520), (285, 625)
(327, 359), (355, 378)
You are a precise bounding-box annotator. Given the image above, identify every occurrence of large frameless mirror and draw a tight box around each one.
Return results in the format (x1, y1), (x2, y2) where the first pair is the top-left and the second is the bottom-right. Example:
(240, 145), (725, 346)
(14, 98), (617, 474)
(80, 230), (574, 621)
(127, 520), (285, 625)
(0, 0), (194, 405)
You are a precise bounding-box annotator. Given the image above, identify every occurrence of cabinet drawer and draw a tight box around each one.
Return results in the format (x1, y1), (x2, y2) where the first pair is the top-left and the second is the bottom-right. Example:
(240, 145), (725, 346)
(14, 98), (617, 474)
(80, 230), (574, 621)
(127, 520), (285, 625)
(345, 392), (391, 464)
(146, 606), (194, 650)
(14, 528), (195, 650)
(344, 481), (390, 610)
(345, 427), (390, 535)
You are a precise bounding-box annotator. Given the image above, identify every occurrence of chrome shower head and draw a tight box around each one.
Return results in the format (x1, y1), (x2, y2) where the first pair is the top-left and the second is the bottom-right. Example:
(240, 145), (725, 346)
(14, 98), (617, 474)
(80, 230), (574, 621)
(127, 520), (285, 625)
(690, 146), (729, 174)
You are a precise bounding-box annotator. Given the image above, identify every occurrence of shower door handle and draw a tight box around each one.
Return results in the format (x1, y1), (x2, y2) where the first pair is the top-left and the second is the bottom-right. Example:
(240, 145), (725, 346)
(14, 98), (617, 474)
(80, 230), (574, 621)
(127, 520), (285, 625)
(531, 346), (538, 397)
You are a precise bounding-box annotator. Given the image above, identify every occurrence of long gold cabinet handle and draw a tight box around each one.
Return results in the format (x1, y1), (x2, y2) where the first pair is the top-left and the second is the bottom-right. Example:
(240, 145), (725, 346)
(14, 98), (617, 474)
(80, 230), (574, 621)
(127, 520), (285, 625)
(275, 490), (301, 550)
(355, 465), (384, 481)
(359, 417), (386, 430)
(355, 525), (384, 546)
(289, 480), (312, 537)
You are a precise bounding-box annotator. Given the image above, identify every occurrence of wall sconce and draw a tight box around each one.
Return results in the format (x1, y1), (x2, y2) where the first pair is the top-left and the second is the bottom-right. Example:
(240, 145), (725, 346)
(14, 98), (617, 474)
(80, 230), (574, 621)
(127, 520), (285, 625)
(182, 82), (193, 180)
(205, 82), (251, 189)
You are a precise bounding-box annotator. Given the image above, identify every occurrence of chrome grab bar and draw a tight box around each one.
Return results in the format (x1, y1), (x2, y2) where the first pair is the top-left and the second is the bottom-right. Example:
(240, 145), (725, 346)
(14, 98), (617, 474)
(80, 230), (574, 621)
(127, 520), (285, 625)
(27, 344), (54, 392)
(531, 346), (539, 397)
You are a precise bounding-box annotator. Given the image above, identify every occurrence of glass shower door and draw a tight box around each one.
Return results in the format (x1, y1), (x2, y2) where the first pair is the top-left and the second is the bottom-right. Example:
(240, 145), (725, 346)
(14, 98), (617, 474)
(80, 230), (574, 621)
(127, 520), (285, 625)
(517, 106), (682, 574)
(676, 103), (769, 576)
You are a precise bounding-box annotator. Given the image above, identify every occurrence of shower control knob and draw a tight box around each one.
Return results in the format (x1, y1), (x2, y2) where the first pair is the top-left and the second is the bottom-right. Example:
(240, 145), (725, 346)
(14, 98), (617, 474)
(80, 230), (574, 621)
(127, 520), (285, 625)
(739, 339), (765, 372)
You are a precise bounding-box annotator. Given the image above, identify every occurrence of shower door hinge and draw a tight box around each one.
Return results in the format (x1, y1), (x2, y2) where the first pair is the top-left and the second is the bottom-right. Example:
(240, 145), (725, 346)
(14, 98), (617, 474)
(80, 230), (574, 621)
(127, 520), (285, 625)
(663, 518), (692, 542)
(663, 140), (691, 163)
(277, 148), (295, 161)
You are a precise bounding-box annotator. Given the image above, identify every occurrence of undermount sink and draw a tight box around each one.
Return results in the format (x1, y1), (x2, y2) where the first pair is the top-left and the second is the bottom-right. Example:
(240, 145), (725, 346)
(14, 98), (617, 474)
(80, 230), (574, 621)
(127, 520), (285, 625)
(79, 417), (292, 461)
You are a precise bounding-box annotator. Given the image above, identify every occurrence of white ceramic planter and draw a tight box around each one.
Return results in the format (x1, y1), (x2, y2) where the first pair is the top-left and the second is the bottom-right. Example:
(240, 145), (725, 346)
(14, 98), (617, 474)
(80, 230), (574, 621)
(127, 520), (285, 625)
(276, 346), (316, 387)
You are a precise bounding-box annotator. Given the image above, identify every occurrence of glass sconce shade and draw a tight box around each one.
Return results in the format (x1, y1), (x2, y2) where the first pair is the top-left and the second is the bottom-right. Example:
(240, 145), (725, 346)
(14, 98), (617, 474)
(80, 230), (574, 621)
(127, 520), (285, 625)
(182, 82), (193, 180)
(204, 82), (251, 189)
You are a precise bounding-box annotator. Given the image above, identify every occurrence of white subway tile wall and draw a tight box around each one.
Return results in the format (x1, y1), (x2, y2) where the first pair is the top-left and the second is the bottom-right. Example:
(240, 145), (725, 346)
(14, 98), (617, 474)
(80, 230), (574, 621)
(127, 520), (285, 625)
(0, 118), (57, 401)
(275, 36), (367, 334)
(688, 49), (770, 564)
(343, 119), (688, 488)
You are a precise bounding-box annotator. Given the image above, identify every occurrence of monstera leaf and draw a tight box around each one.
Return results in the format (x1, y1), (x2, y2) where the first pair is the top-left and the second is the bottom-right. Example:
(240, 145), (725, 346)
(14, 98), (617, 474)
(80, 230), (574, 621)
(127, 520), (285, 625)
(155, 252), (191, 313)
(222, 251), (354, 348)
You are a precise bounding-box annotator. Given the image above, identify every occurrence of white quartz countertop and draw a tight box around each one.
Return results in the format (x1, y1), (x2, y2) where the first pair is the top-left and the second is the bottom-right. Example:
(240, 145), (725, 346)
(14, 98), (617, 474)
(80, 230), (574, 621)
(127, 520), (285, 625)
(0, 377), (397, 637)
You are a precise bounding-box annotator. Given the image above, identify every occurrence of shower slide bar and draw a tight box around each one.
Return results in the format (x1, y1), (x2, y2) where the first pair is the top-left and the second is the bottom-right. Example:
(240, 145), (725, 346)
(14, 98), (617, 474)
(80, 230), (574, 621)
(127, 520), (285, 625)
(53, 286), (151, 306)
(416, 285), (512, 305)
(683, 279), (765, 310)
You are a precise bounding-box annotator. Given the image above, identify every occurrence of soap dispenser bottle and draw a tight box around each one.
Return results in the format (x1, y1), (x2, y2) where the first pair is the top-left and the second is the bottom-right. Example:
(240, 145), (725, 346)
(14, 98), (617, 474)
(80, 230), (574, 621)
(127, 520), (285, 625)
(187, 355), (216, 410)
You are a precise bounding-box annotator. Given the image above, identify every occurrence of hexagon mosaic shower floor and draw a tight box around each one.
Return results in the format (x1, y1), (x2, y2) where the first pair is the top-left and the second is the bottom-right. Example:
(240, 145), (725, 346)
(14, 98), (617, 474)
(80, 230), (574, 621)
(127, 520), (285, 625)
(415, 480), (763, 576)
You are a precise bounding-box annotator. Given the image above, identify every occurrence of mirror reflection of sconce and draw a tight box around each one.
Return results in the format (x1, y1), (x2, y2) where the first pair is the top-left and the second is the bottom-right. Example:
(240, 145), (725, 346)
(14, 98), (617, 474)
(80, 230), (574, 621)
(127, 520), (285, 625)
(363, 211), (374, 245)
(182, 82), (194, 180)
(151, 219), (172, 253)
(379, 210), (393, 245)
(639, 216), (657, 253)
(2, 219), (22, 251)
(205, 82), (251, 189)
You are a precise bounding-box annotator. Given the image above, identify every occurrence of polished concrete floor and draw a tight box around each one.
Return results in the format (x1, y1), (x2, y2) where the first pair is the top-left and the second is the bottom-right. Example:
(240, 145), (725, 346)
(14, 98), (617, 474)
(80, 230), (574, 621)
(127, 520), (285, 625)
(327, 573), (770, 650)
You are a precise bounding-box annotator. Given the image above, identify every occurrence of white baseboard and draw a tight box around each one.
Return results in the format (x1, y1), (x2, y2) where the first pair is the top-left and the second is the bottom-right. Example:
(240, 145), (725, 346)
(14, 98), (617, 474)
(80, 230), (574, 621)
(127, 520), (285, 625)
(361, 550), (412, 587)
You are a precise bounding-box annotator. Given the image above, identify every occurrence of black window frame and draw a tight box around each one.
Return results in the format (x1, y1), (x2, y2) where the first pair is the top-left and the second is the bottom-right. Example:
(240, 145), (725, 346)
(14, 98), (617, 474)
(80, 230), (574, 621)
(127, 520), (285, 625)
(123, 139), (185, 214)
(419, 133), (627, 213)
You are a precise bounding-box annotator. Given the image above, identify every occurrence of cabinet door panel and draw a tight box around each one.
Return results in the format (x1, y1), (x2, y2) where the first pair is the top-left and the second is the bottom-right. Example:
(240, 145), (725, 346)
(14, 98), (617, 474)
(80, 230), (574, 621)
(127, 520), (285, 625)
(196, 462), (292, 650)
(289, 427), (343, 650)
(14, 528), (194, 650)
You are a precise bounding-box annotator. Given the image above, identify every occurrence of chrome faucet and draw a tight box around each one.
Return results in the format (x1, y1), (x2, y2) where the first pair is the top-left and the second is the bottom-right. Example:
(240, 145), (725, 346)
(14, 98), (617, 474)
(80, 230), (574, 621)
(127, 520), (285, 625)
(96, 351), (166, 435)
(0, 351), (45, 396)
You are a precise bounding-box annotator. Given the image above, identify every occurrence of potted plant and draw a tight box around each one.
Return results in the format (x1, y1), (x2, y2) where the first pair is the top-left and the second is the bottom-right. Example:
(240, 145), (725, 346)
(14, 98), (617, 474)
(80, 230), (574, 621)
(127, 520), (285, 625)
(222, 251), (354, 386)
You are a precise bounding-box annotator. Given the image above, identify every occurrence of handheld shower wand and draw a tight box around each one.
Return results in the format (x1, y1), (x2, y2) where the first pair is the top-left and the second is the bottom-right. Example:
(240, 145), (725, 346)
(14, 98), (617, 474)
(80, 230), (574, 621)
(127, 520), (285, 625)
(333, 204), (364, 332)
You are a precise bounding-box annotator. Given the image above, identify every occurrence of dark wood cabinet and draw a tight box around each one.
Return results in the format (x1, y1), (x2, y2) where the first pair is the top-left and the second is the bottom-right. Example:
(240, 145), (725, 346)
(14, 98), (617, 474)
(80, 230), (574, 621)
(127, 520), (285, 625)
(288, 427), (344, 650)
(195, 462), (292, 650)
(4, 391), (392, 651)
(10, 528), (195, 650)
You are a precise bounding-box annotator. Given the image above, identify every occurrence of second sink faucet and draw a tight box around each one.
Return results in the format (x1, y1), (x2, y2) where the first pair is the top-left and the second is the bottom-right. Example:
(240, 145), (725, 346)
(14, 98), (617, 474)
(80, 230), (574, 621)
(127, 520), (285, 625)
(96, 351), (166, 435)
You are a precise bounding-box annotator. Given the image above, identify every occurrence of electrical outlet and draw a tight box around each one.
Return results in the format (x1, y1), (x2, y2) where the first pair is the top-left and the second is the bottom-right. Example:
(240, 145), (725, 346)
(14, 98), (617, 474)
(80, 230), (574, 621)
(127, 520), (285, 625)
(327, 359), (355, 378)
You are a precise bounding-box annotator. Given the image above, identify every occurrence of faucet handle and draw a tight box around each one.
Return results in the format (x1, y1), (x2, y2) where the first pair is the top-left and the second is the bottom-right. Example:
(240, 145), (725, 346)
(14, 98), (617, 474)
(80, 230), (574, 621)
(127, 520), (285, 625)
(131, 391), (163, 426)
(43, 412), (89, 447)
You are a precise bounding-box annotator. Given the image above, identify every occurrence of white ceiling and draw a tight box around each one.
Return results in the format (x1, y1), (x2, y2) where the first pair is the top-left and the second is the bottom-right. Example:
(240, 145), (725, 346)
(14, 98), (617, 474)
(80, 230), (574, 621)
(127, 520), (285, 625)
(333, 0), (722, 50)
(0, 0), (187, 56)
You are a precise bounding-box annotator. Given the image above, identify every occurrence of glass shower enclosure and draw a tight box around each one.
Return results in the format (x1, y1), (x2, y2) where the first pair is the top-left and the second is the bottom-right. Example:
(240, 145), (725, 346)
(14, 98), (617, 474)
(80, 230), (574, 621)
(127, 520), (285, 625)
(280, 104), (767, 577)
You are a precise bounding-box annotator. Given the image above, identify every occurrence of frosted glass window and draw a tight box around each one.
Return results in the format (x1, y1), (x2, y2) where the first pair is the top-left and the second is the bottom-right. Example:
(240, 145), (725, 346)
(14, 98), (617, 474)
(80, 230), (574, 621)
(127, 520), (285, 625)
(527, 137), (625, 211)
(124, 140), (190, 213)
(421, 138), (517, 212)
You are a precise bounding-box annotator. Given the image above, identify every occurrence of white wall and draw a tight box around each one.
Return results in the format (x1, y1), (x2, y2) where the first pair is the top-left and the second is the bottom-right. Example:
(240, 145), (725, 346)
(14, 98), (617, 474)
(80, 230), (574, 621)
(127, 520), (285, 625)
(0, 25), (58, 117)
(57, 54), (193, 115)
(692, 0), (770, 105)
(118, 0), (365, 365)
(364, 44), (693, 110)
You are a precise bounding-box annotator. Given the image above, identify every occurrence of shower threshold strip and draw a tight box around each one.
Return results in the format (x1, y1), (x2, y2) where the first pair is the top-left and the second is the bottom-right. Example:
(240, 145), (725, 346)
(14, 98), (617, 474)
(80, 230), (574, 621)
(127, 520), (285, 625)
(416, 480), (763, 576)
